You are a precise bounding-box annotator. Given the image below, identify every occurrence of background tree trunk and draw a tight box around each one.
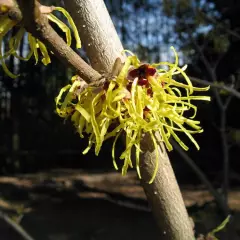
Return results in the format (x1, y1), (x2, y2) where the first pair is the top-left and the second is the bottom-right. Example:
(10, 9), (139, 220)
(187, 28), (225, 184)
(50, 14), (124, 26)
(63, 0), (195, 239)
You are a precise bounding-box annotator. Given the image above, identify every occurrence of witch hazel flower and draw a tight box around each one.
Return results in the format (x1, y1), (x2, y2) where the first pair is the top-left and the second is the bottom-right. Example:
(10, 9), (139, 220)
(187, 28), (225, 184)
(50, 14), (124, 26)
(56, 47), (210, 183)
(0, 3), (81, 78)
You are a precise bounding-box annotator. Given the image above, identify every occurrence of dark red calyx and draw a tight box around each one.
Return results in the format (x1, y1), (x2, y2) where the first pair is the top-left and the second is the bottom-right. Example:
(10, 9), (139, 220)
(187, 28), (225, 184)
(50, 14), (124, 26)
(147, 88), (153, 96)
(127, 68), (139, 80)
(143, 106), (150, 112)
(127, 64), (157, 81)
(126, 82), (132, 91)
(146, 66), (156, 76)
(103, 81), (110, 90)
(138, 78), (148, 86)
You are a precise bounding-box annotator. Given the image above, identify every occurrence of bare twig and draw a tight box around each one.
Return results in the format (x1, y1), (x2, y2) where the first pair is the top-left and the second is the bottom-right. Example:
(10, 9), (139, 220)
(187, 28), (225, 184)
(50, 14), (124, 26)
(14, 0), (102, 84)
(189, 76), (240, 99)
(188, 29), (231, 208)
(198, 10), (240, 40)
(219, 107), (229, 202)
(0, 211), (35, 240)
(171, 140), (229, 216)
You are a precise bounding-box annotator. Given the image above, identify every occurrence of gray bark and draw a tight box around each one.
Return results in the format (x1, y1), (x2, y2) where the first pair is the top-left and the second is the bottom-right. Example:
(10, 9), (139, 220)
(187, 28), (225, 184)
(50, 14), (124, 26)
(63, 0), (124, 73)
(140, 133), (194, 239)
(63, 1), (195, 239)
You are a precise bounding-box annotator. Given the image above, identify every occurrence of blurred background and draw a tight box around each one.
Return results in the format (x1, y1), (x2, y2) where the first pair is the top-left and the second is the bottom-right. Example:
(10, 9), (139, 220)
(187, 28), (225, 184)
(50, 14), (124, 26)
(0, 0), (240, 239)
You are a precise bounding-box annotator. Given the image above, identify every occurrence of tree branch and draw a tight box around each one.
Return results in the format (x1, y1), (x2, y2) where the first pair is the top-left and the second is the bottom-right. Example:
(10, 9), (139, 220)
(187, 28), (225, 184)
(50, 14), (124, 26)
(64, 0), (195, 239)
(171, 140), (229, 216)
(198, 10), (240, 41)
(188, 29), (231, 209)
(188, 76), (240, 99)
(10, 0), (196, 238)
(0, 211), (35, 240)
(15, 0), (102, 84)
(140, 134), (195, 239)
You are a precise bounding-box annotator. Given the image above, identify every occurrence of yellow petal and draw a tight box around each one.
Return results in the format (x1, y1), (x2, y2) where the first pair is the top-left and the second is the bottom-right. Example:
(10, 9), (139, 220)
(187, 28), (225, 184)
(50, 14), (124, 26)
(54, 7), (81, 48)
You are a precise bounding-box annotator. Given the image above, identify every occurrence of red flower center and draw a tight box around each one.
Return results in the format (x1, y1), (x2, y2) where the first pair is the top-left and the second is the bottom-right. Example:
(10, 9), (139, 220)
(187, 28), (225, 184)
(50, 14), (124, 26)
(127, 64), (156, 84)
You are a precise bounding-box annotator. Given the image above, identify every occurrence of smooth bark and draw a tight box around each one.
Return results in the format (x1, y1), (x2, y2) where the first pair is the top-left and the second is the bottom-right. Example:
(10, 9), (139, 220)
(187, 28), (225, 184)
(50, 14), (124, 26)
(140, 133), (194, 239)
(63, 0), (195, 239)
(63, 0), (125, 73)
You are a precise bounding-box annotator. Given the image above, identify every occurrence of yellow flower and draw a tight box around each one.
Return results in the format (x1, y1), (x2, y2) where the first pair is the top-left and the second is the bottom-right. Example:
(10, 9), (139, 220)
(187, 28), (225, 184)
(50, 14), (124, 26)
(56, 47), (210, 183)
(0, 6), (81, 78)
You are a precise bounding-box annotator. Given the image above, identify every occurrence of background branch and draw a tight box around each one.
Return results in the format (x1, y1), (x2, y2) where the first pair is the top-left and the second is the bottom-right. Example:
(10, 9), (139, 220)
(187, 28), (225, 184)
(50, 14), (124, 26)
(189, 76), (240, 99)
(198, 10), (240, 40)
(171, 140), (229, 216)
(0, 211), (35, 240)
(189, 29), (231, 209)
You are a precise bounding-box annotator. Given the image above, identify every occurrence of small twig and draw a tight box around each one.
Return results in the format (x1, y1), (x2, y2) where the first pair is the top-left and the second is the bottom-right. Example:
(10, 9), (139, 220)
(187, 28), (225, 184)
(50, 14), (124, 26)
(223, 95), (233, 110)
(187, 26), (224, 107)
(219, 109), (228, 203)
(187, 24), (227, 113)
(0, 211), (35, 240)
(171, 140), (229, 216)
(189, 29), (232, 208)
(14, 0), (102, 84)
(198, 10), (240, 40)
(219, 94), (233, 202)
(188, 76), (240, 99)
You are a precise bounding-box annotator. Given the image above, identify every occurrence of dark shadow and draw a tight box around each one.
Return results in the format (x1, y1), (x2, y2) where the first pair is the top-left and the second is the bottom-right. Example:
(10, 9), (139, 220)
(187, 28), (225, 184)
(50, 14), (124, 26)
(0, 173), (239, 239)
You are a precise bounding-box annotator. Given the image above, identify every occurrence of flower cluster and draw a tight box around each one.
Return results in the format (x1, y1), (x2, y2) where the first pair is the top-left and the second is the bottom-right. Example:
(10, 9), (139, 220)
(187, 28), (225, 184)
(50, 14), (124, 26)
(56, 47), (210, 183)
(0, 5), (81, 78)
